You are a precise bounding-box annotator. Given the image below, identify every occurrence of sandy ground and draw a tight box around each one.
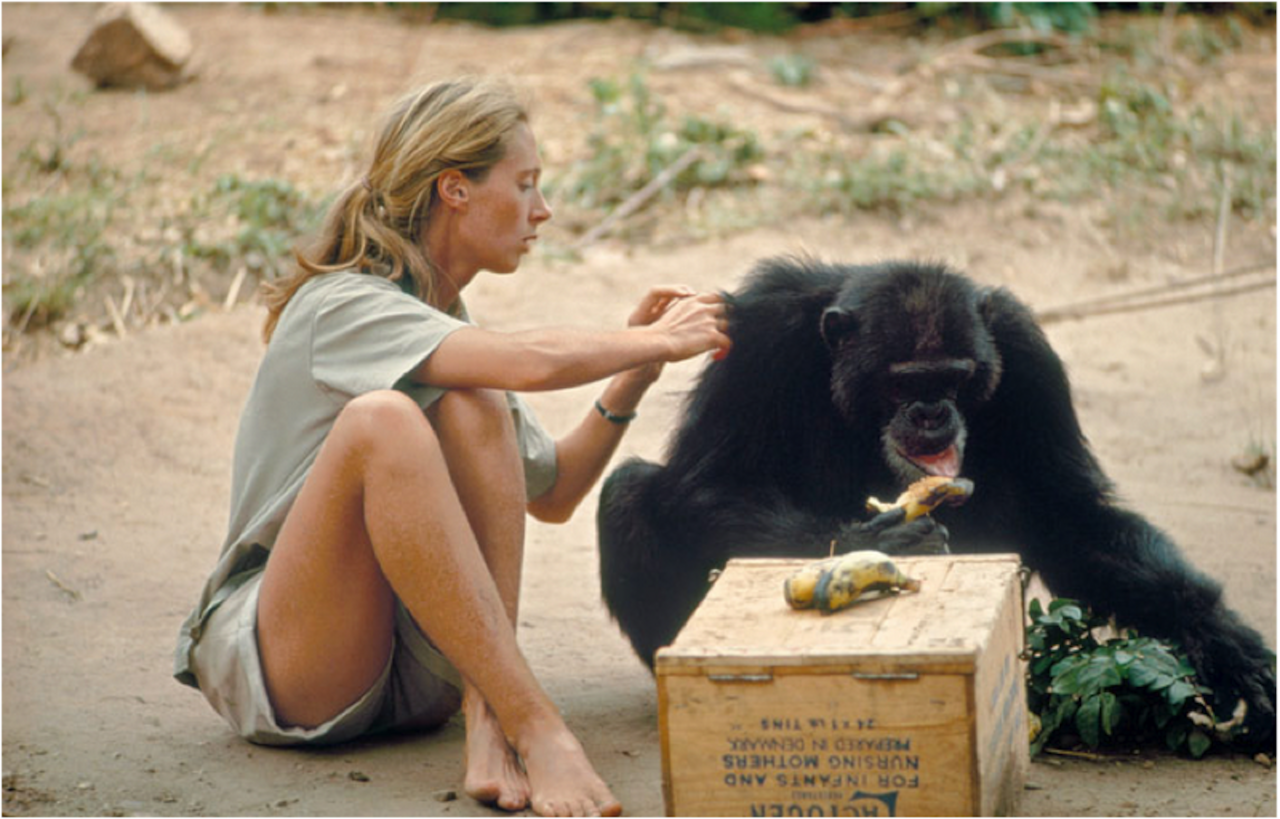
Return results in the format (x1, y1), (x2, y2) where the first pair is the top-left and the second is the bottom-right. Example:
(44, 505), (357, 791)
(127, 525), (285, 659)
(2, 4), (1276, 817)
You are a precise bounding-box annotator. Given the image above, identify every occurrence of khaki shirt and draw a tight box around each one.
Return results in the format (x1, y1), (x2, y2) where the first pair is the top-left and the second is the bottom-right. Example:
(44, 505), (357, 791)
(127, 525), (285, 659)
(174, 271), (558, 688)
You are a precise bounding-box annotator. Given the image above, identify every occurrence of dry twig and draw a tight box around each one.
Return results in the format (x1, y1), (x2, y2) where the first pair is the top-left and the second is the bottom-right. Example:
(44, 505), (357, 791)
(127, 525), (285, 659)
(223, 266), (248, 311)
(1036, 263), (1275, 324)
(105, 294), (127, 338)
(45, 569), (81, 602)
(1042, 747), (1108, 762)
(573, 147), (704, 250)
(916, 28), (1096, 90)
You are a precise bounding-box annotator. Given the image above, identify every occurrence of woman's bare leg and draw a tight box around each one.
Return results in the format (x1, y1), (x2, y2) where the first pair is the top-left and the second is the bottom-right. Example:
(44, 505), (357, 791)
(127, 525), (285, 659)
(427, 390), (531, 810)
(256, 390), (619, 817)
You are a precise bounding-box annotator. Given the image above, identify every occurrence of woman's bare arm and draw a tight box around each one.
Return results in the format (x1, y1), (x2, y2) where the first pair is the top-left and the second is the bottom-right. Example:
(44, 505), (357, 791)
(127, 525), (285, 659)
(527, 286), (726, 523)
(414, 291), (726, 392)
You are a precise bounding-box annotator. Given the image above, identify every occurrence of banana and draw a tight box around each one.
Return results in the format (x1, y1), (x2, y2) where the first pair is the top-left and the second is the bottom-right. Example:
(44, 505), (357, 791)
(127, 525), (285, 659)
(784, 550), (922, 613)
(782, 555), (841, 609)
(866, 475), (975, 523)
(784, 477), (968, 612)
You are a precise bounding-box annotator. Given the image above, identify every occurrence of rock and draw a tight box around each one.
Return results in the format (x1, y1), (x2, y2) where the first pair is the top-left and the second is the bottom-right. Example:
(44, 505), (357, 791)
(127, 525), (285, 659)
(70, 3), (193, 90)
(56, 321), (85, 350)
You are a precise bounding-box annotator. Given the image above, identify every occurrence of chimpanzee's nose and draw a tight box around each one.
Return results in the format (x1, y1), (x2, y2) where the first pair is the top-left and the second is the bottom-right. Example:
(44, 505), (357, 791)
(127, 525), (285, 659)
(908, 401), (950, 430)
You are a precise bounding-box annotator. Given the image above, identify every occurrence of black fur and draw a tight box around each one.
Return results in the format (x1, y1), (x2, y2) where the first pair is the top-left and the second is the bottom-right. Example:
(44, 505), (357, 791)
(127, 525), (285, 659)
(597, 257), (1276, 750)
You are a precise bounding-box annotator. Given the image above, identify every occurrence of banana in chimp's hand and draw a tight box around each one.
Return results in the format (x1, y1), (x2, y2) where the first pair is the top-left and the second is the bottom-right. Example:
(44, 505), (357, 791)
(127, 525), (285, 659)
(784, 550), (922, 614)
(865, 476), (975, 525)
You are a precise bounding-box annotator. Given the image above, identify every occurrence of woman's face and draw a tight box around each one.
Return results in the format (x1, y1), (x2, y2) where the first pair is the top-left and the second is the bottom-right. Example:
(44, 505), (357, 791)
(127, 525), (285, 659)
(455, 122), (552, 275)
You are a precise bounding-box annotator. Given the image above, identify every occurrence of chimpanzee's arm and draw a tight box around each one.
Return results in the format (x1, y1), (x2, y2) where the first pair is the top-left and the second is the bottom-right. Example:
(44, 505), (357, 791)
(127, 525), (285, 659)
(980, 289), (1276, 749)
(597, 458), (945, 668)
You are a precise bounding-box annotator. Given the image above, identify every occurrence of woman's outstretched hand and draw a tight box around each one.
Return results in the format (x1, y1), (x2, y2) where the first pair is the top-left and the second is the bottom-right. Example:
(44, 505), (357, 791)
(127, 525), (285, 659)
(628, 285), (730, 365)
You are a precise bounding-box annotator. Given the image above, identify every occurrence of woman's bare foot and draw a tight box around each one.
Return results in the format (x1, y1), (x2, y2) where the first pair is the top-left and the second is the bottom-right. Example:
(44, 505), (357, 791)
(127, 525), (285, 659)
(514, 716), (622, 818)
(463, 695), (531, 811)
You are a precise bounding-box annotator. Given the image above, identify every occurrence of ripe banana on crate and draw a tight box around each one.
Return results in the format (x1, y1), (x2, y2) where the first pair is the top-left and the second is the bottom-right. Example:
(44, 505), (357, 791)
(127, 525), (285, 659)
(784, 476), (971, 613)
(784, 550), (922, 614)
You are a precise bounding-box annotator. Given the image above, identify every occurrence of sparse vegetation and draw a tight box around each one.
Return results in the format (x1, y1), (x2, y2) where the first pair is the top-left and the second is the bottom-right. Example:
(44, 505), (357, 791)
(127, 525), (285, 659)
(182, 174), (324, 277)
(2, 5), (1274, 358)
(549, 73), (764, 215)
(3, 107), (324, 343)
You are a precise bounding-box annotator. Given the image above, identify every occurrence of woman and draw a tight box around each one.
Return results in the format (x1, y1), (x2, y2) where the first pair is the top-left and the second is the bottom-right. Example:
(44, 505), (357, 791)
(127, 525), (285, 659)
(173, 77), (729, 817)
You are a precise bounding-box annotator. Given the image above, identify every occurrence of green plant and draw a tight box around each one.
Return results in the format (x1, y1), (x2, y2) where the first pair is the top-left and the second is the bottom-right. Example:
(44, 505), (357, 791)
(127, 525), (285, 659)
(985, 2), (1096, 35)
(797, 135), (989, 215)
(1026, 598), (1241, 758)
(7, 74), (29, 106)
(3, 155), (120, 329)
(549, 73), (763, 213)
(1058, 70), (1275, 224)
(768, 53), (817, 87)
(1176, 16), (1244, 64)
(183, 173), (322, 276)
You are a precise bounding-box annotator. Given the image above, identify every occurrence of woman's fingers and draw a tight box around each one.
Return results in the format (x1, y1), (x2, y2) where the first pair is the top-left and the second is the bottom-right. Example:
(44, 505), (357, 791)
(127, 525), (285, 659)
(627, 284), (697, 327)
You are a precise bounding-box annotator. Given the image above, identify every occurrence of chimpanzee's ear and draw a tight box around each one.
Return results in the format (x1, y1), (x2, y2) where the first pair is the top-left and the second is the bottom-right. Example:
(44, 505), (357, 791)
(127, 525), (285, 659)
(820, 305), (858, 349)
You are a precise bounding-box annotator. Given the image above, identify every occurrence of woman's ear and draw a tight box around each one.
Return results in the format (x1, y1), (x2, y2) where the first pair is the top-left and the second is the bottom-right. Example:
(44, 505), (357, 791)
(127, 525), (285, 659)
(436, 170), (470, 210)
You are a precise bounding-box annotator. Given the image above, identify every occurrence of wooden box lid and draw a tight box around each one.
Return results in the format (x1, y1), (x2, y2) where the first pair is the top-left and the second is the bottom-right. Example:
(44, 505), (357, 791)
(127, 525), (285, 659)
(656, 555), (1022, 675)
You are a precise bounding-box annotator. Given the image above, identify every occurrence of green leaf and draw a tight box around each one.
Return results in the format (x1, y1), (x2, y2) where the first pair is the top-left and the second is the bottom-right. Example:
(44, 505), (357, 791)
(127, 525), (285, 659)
(1049, 654), (1089, 694)
(1048, 597), (1082, 615)
(1053, 652), (1123, 697)
(1076, 694), (1103, 747)
(1100, 691), (1122, 736)
(1129, 648), (1183, 690)
(1033, 654), (1059, 676)
(1187, 729), (1212, 759)
(1056, 604), (1085, 622)
(1164, 680), (1197, 708)
(1164, 720), (1189, 751)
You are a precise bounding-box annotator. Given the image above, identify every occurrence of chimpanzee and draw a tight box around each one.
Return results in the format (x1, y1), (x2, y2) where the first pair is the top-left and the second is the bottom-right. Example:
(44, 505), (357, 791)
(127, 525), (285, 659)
(597, 256), (1275, 749)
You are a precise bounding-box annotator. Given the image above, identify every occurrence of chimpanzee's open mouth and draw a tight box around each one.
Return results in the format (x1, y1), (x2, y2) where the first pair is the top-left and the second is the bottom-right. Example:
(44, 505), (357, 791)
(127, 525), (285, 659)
(906, 444), (963, 478)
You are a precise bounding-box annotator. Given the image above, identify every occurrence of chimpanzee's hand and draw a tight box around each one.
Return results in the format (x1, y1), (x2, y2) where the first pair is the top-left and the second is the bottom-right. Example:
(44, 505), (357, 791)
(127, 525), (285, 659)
(1182, 610), (1277, 753)
(835, 515), (950, 556)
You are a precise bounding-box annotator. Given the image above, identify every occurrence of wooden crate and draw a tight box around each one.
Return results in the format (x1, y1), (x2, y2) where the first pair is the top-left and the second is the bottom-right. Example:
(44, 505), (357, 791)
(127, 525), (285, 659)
(656, 555), (1028, 817)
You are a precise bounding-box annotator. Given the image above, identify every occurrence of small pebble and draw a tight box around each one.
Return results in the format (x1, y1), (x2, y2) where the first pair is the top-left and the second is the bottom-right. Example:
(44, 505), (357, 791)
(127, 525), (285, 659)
(432, 788), (458, 802)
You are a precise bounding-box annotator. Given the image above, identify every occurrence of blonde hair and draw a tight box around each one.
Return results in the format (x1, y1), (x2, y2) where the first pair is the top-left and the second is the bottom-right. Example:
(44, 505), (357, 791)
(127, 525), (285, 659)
(261, 77), (529, 342)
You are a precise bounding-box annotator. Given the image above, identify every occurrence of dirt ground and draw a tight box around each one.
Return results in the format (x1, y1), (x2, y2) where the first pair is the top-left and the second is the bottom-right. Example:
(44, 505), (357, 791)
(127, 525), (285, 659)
(2, 4), (1277, 817)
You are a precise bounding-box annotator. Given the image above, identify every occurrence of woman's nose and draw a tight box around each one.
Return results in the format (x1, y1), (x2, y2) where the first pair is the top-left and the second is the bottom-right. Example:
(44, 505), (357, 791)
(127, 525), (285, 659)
(532, 189), (553, 223)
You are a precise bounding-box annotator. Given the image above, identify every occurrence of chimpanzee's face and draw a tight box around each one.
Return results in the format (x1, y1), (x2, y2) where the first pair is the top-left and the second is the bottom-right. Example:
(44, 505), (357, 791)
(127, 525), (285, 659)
(821, 267), (1002, 484)
(879, 357), (975, 480)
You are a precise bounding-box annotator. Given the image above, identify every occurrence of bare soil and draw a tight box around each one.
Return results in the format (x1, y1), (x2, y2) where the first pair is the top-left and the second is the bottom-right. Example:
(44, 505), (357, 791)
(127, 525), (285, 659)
(2, 4), (1276, 816)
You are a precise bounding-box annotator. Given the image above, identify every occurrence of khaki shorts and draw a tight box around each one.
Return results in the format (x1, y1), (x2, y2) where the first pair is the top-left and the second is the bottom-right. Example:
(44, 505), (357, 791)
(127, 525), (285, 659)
(190, 571), (463, 746)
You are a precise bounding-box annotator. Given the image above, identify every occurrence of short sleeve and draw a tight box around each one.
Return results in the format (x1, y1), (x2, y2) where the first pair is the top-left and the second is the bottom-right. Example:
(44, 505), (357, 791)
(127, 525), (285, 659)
(305, 274), (557, 501)
(310, 276), (468, 398)
(509, 393), (558, 500)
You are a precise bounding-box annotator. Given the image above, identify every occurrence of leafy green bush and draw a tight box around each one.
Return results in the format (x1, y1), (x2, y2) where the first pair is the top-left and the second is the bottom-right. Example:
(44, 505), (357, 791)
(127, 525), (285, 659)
(1026, 598), (1234, 758)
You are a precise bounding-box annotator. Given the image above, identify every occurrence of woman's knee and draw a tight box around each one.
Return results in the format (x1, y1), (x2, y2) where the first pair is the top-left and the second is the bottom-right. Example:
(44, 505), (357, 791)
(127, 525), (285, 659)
(336, 390), (440, 461)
